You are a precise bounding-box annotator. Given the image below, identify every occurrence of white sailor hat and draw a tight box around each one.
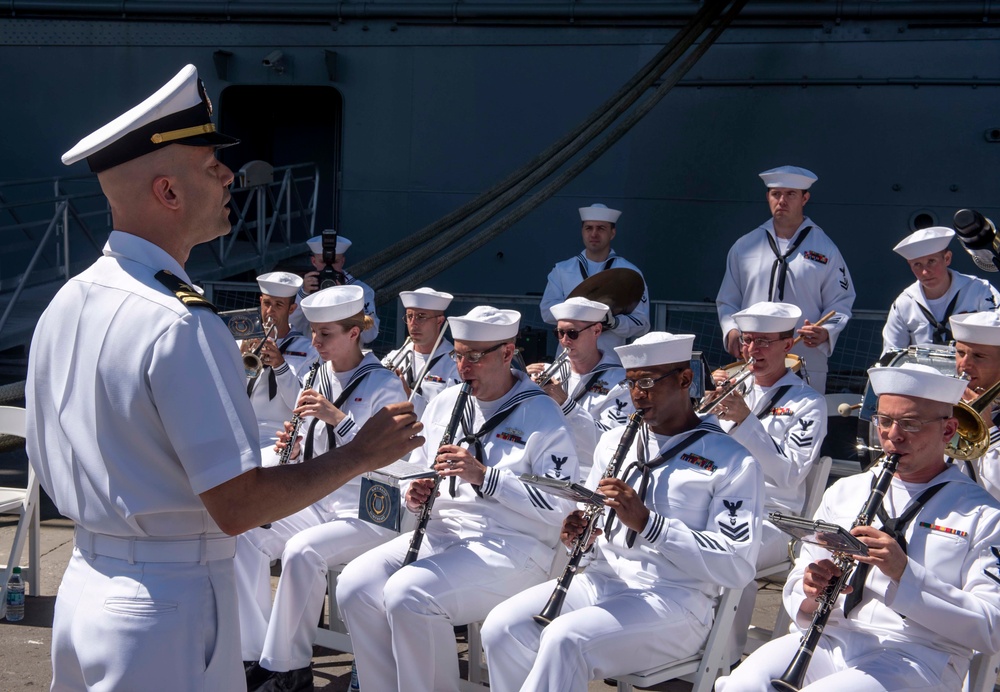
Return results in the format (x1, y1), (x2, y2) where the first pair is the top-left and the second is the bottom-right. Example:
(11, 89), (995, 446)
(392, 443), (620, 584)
(758, 165), (817, 190)
(300, 285), (364, 323)
(306, 233), (353, 256)
(868, 363), (966, 405)
(550, 297), (610, 323)
(614, 332), (695, 369)
(449, 306), (520, 342)
(578, 203), (622, 224)
(256, 271), (302, 299)
(733, 302), (802, 334)
(62, 64), (237, 173)
(892, 226), (955, 261)
(399, 287), (453, 312)
(950, 312), (1000, 346)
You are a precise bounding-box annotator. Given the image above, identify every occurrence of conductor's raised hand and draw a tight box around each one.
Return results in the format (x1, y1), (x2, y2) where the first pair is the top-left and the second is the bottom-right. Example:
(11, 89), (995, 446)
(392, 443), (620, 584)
(348, 402), (423, 474)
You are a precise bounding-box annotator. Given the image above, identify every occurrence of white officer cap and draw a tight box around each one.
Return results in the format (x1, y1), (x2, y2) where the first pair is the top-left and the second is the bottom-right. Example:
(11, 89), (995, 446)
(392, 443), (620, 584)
(615, 332), (695, 369)
(733, 302), (802, 334)
(399, 287), (453, 311)
(62, 64), (237, 173)
(892, 226), (955, 260)
(950, 312), (1000, 346)
(300, 285), (364, 323)
(306, 233), (353, 255)
(868, 363), (966, 405)
(256, 271), (302, 299)
(549, 297), (610, 323)
(758, 165), (817, 190)
(449, 306), (520, 342)
(578, 203), (622, 224)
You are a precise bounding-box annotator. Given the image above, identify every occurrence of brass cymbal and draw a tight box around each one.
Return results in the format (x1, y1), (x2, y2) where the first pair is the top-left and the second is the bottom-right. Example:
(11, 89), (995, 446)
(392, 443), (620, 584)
(568, 267), (644, 315)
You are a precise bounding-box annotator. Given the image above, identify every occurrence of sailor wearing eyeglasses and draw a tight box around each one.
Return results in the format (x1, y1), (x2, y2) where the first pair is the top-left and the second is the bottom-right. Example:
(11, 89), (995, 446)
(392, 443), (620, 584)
(480, 332), (763, 692)
(382, 287), (461, 418)
(527, 297), (634, 478)
(337, 306), (580, 692)
(948, 312), (1000, 501)
(708, 301), (827, 658)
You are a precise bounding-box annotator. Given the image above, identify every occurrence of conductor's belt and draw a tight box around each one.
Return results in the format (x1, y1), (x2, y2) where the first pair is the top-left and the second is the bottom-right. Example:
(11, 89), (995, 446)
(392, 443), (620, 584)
(75, 527), (236, 564)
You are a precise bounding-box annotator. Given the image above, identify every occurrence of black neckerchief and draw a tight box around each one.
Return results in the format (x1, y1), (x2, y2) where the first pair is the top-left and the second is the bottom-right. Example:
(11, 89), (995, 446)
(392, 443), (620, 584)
(754, 384), (794, 422)
(914, 291), (961, 345)
(765, 226), (812, 301)
(569, 363), (618, 405)
(303, 362), (382, 460)
(412, 351), (447, 396)
(576, 252), (617, 281)
(842, 480), (948, 617)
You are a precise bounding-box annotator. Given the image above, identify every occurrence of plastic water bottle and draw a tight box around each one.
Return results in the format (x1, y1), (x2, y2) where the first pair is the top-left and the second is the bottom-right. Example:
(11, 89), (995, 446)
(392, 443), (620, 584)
(6, 567), (24, 622)
(349, 660), (360, 691)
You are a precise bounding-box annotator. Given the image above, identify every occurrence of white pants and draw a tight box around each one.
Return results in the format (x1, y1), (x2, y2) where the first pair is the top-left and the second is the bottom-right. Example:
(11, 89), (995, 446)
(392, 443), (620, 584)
(716, 629), (965, 692)
(480, 570), (711, 692)
(336, 531), (548, 692)
(235, 503), (395, 668)
(730, 520), (792, 660)
(51, 547), (243, 692)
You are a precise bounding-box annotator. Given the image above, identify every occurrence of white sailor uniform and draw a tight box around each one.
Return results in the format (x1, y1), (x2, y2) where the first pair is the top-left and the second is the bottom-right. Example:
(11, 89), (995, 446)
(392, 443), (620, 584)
(717, 464), (1000, 692)
(540, 251), (651, 349)
(235, 352), (405, 669)
(882, 271), (1000, 355)
(27, 231), (260, 691)
(336, 371), (580, 692)
(956, 411), (1000, 502)
(717, 218), (856, 393)
(480, 416), (764, 692)
(548, 350), (634, 479)
(242, 330), (319, 459)
(290, 271), (380, 345)
(382, 337), (461, 419)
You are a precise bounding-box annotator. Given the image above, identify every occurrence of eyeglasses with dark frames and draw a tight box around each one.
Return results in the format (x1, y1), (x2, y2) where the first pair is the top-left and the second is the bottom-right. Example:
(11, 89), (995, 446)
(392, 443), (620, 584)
(554, 322), (600, 341)
(619, 367), (683, 391)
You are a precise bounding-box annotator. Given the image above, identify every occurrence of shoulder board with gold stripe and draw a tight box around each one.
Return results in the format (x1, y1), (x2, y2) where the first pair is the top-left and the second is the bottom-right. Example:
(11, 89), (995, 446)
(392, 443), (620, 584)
(154, 270), (218, 313)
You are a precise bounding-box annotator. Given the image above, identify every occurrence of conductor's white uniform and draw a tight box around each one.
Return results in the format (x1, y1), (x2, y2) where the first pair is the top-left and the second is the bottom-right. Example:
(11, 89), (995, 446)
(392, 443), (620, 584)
(717, 464), (1000, 692)
(242, 330), (319, 457)
(882, 271), (1000, 355)
(290, 272), (380, 345)
(336, 372), (580, 692)
(27, 232), (260, 691)
(717, 219), (855, 393)
(540, 251), (650, 350)
(481, 416), (764, 692)
(235, 353), (404, 669)
(382, 337), (460, 419)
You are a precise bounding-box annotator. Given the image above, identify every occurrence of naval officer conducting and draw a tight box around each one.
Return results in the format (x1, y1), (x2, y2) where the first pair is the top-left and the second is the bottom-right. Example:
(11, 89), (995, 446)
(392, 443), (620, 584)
(26, 64), (421, 691)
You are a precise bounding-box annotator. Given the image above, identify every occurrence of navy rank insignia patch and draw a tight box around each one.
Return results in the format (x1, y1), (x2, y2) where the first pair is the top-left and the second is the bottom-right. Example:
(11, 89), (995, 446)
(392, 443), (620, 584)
(544, 454), (571, 481)
(803, 250), (828, 264)
(719, 499), (750, 542)
(770, 407), (793, 416)
(681, 453), (716, 472)
(496, 427), (526, 445)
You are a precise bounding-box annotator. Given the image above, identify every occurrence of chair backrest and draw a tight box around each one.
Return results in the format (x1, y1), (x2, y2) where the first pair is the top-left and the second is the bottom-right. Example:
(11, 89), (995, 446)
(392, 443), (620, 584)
(802, 455), (833, 520)
(0, 406), (27, 439)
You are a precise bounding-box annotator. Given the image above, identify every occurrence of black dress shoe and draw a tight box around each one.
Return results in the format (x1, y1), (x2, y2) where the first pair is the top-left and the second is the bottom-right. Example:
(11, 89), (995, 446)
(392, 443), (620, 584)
(244, 661), (274, 692)
(257, 666), (314, 692)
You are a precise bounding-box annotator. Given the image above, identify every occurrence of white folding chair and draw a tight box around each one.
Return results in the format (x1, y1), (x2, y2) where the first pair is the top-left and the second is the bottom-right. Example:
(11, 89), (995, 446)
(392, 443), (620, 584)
(614, 584), (742, 692)
(965, 649), (1000, 692)
(0, 405), (41, 618)
(744, 455), (833, 653)
(314, 564), (353, 653)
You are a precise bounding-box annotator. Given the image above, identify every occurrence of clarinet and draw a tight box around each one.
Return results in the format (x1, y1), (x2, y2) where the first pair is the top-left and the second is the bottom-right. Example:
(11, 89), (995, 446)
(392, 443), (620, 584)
(402, 381), (473, 566)
(771, 452), (901, 692)
(533, 409), (646, 626)
(278, 360), (322, 465)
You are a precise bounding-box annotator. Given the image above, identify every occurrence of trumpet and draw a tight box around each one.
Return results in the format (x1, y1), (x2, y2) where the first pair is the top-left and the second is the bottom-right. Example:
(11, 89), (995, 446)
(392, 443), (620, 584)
(695, 358), (755, 414)
(382, 337), (414, 371)
(534, 409), (645, 626)
(533, 351), (570, 388)
(771, 453), (900, 691)
(243, 317), (278, 378)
